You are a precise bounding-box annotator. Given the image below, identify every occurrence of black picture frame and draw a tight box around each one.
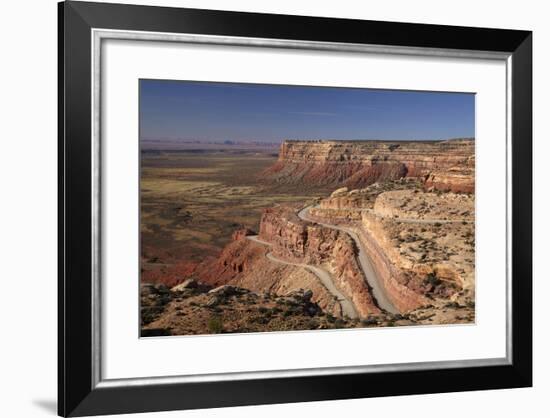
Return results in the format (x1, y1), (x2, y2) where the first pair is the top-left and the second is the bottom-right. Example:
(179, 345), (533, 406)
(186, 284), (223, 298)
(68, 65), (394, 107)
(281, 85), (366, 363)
(58, 1), (532, 416)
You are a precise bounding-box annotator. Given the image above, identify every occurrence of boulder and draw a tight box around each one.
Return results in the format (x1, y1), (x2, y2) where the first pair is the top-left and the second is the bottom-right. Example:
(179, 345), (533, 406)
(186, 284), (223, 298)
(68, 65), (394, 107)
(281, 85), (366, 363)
(140, 282), (169, 295)
(330, 187), (349, 197)
(171, 279), (198, 292)
(208, 285), (249, 297)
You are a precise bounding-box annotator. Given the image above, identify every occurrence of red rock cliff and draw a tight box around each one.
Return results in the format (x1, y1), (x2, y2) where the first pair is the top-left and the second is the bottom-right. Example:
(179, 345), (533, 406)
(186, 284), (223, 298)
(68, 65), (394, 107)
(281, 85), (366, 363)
(264, 139), (474, 193)
(259, 206), (381, 316)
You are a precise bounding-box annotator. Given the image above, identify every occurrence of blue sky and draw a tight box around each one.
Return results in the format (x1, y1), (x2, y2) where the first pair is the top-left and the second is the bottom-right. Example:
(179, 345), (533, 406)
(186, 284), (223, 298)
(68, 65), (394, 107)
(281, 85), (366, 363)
(140, 79), (474, 142)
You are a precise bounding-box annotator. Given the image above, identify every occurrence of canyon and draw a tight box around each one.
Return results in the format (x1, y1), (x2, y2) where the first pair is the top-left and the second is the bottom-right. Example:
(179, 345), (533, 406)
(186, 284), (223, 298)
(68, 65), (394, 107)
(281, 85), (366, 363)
(141, 139), (476, 335)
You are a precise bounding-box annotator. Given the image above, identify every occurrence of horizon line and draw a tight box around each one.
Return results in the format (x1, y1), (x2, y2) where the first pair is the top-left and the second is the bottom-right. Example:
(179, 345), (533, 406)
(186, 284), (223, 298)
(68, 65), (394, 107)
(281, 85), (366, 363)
(140, 137), (475, 143)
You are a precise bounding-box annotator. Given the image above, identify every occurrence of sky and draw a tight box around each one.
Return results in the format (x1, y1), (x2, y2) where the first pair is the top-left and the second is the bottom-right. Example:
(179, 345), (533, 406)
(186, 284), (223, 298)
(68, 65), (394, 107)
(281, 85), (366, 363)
(139, 79), (475, 142)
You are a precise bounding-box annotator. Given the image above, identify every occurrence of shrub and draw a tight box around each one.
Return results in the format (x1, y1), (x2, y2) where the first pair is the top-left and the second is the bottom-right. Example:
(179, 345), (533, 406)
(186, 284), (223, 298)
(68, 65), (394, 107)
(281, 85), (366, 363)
(361, 317), (378, 326)
(207, 316), (223, 334)
(334, 319), (346, 328)
(255, 317), (269, 325)
(307, 319), (319, 329)
(424, 272), (441, 287)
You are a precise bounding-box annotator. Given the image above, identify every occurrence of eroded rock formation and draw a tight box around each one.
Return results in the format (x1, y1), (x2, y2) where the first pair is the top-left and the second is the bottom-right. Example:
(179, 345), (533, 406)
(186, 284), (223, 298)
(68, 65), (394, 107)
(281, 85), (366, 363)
(309, 187), (475, 312)
(264, 139), (474, 192)
(259, 206), (381, 316)
(193, 226), (345, 317)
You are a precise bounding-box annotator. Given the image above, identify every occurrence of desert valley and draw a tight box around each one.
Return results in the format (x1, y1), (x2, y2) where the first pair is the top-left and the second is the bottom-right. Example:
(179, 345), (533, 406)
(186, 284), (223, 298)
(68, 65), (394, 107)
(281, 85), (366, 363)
(140, 138), (475, 336)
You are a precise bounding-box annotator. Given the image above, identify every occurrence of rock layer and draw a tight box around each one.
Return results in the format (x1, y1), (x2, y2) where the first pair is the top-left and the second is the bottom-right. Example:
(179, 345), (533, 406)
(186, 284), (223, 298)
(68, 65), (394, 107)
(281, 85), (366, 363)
(309, 187), (475, 312)
(358, 213), (429, 312)
(194, 229), (345, 317)
(259, 206), (381, 316)
(264, 139), (474, 192)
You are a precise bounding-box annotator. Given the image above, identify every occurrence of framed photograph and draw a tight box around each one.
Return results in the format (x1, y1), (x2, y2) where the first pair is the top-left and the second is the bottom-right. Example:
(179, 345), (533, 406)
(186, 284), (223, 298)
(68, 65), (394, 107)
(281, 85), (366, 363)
(58, 1), (532, 416)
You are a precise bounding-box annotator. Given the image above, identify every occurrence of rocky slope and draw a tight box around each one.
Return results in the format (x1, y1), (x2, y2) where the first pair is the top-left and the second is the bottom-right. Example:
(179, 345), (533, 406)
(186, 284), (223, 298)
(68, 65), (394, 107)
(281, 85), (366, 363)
(264, 139), (474, 192)
(192, 230), (346, 317)
(142, 283), (355, 335)
(141, 282), (472, 336)
(259, 206), (381, 316)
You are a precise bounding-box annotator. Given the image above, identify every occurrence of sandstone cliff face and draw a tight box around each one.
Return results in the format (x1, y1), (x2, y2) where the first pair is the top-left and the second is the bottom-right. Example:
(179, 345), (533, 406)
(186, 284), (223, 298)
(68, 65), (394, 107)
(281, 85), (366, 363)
(359, 209), (474, 308)
(259, 206), (380, 316)
(358, 213), (429, 312)
(425, 166), (475, 193)
(309, 187), (475, 312)
(320, 187), (371, 210)
(264, 139), (474, 192)
(303, 205), (426, 313)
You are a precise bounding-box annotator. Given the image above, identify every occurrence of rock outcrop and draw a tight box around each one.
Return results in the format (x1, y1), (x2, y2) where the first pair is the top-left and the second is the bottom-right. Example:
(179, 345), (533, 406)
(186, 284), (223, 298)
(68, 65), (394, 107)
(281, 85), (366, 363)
(264, 139), (474, 193)
(231, 228), (255, 241)
(308, 187), (475, 312)
(142, 285), (351, 336)
(424, 164), (475, 193)
(195, 233), (266, 286)
(357, 214), (429, 312)
(192, 227), (345, 317)
(259, 206), (381, 316)
(141, 279), (474, 336)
